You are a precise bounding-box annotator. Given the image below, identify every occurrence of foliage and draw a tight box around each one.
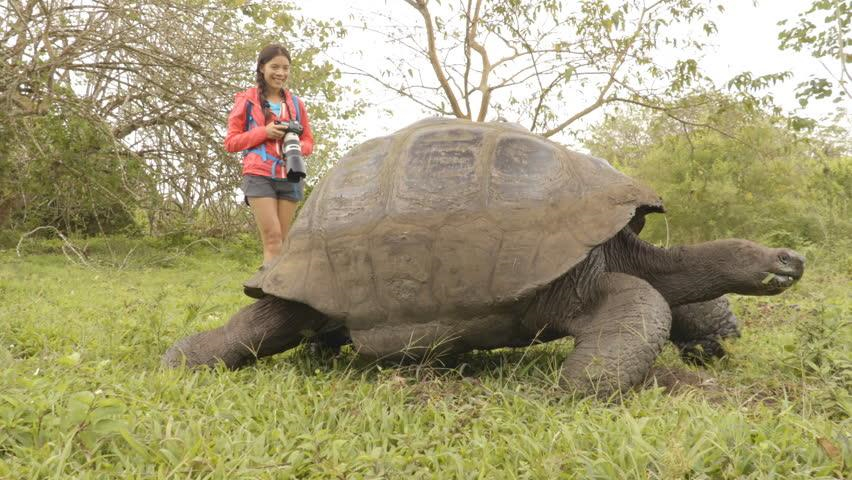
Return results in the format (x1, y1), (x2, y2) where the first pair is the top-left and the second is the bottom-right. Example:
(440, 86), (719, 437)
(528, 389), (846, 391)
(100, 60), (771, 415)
(2, 103), (152, 235)
(0, 241), (848, 478)
(585, 94), (851, 247)
(0, 0), (360, 236)
(787, 301), (852, 421)
(0, 109), (18, 228)
(777, 0), (851, 108)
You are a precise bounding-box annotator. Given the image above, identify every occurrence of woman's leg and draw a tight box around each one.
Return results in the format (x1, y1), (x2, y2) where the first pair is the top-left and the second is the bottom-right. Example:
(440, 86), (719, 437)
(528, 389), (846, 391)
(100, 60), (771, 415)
(276, 198), (299, 243)
(242, 188), (301, 298)
(249, 197), (283, 263)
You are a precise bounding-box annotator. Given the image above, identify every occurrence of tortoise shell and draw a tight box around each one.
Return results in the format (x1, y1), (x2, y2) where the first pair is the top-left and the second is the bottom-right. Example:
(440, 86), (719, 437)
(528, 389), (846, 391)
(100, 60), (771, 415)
(256, 118), (662, 330)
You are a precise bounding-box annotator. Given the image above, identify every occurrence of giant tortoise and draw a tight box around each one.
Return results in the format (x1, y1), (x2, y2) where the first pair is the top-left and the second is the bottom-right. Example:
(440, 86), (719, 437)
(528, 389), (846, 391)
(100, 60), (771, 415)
(163, 118), (804, 396)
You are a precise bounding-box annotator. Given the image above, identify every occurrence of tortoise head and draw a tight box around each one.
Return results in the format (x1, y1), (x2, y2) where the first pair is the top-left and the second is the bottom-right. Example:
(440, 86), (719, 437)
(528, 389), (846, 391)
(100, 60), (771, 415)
(711, 240), (805, 296)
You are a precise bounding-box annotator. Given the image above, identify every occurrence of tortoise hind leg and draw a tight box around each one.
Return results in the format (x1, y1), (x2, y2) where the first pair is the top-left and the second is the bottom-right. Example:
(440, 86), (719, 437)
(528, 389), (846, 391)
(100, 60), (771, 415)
(162, 297), (331, 369)
(560, 273), (671, 397)
(307, 327), (352, 356)
(670, 296), (740, 365)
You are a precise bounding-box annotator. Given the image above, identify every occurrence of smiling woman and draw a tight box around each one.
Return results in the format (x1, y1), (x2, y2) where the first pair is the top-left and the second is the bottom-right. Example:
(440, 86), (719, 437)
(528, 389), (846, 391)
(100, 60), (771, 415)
(223, 44), (316, 275)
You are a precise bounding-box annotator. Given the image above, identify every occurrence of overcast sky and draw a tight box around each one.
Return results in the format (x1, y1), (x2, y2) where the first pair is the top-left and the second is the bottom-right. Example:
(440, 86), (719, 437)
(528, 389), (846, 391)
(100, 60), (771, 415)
(298, 0), (848, 141)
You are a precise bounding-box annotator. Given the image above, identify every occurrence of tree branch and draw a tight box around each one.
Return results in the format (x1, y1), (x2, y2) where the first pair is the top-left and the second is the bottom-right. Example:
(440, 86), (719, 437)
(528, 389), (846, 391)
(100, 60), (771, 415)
(403, 0), (467, 118)
(542, 3), (650, 137)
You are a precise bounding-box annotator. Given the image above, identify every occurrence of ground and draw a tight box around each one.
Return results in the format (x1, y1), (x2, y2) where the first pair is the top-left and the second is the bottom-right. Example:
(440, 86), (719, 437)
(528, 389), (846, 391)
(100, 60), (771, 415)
(0, 236), (849, 478)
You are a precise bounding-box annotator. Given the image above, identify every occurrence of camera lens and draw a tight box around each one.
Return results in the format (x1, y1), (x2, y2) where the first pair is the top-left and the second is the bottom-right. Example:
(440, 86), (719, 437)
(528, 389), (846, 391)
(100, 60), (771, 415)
(283, 132), (306, 181)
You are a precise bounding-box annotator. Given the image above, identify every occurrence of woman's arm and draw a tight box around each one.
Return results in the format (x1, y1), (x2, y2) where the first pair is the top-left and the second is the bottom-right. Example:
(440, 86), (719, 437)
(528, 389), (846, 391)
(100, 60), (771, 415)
(224, 95), (268, 153)
(296, 97), (314, 157)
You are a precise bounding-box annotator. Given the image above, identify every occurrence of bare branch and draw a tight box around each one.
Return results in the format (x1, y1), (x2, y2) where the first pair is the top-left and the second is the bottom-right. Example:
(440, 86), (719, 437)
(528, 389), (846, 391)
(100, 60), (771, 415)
(465, 0), (491, 121)
(337, 60), (449, 114)
(542, 3), (651, 137)
(16, 226), (93, 269)
(402, 0), (467, 118)
(610, 96), (750, 146)
(462, 0), (473, 117)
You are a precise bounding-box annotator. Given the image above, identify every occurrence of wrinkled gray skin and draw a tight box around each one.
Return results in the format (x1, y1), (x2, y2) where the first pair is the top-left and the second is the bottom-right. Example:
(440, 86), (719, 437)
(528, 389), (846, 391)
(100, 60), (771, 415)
(163, 226), (804, 397)
(671, 296), (741, 365)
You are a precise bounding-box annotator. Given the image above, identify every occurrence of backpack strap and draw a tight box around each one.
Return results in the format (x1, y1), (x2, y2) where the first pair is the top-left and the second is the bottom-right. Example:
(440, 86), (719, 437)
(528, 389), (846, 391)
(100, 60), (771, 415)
(291, 94), (301, 123)
(244, 100), (258, 130)
(241, 98), (284, 178)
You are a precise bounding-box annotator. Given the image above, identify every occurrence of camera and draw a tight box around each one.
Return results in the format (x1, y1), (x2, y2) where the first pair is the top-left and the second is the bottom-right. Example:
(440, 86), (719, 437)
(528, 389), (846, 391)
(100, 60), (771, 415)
(274, 120), (306, 182)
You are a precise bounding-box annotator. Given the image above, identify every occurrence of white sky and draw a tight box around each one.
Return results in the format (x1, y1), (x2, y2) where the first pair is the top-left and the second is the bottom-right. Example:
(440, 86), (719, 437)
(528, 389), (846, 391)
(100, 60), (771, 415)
(298, 0), (849, 142)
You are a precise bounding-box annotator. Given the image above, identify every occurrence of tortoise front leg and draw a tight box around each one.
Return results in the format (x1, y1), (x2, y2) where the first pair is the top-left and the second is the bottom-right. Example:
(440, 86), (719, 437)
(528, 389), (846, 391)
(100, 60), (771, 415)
(670, 296), (741, 365)
(560, 273), (672, 397)
(162, 297), (331, 369)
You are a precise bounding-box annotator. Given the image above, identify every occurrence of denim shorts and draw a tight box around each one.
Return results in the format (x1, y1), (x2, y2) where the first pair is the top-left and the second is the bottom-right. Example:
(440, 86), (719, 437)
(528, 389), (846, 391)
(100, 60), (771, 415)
(242, 175), (304, 205)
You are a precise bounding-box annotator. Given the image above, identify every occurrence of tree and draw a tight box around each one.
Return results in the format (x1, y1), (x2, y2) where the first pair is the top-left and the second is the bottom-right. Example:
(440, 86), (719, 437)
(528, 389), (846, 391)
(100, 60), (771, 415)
(1, 0), (360, 235)
(778, 0), (851, 108)
(341, 0), (727, 138)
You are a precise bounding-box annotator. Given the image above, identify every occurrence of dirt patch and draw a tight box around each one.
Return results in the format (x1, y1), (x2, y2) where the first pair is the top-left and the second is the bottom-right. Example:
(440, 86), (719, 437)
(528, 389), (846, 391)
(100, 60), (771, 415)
(643, 366), (723, 397)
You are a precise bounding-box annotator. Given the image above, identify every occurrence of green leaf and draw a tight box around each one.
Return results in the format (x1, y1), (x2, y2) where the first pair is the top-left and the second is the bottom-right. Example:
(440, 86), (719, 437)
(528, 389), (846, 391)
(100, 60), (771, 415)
(90, 418), (127, 436)
(65, 391), (95, 425)
(58, 351), (81, 366)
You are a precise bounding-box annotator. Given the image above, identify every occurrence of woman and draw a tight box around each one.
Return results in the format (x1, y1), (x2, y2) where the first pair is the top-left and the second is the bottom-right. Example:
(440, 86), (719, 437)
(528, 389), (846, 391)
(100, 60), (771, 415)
(224, 43), (314, 266)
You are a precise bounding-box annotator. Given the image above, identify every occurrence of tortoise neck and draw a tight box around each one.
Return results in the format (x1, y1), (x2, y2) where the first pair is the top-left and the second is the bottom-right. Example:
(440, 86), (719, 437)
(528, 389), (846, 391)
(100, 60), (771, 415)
(604, 229), (729, 306)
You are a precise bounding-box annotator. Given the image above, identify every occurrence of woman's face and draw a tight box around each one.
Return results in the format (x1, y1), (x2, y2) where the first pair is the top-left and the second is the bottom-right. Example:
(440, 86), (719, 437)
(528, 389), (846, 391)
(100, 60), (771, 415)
(261, 55), (290, 92)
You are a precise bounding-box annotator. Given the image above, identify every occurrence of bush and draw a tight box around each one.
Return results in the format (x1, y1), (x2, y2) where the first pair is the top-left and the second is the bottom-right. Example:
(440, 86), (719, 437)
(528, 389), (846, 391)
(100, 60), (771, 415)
(0, 109), (151, 236)
(585, 97), (851, 248)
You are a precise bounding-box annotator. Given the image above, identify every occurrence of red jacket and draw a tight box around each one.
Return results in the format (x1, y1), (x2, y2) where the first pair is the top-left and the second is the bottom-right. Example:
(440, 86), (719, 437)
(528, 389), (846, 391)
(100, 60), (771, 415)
(224, 86), (314, 179)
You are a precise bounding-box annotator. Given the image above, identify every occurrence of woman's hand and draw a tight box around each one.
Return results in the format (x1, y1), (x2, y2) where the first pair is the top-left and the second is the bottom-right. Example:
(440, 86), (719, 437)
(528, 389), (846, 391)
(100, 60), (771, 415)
(265, 122), (287, 140)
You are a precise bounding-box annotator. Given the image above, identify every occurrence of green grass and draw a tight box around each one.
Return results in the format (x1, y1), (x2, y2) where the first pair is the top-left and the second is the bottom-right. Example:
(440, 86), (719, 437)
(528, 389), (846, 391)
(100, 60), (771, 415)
(0, 237), (849, 479)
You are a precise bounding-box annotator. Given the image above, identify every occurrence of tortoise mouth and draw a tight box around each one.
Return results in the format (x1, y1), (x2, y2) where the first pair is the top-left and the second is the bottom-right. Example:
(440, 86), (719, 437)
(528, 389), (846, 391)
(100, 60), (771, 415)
(760, 270), (801, 289)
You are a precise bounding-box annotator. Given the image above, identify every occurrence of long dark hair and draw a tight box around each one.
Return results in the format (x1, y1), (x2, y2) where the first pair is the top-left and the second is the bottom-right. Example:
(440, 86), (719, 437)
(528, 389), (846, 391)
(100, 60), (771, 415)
(255, 43), (292, 124)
